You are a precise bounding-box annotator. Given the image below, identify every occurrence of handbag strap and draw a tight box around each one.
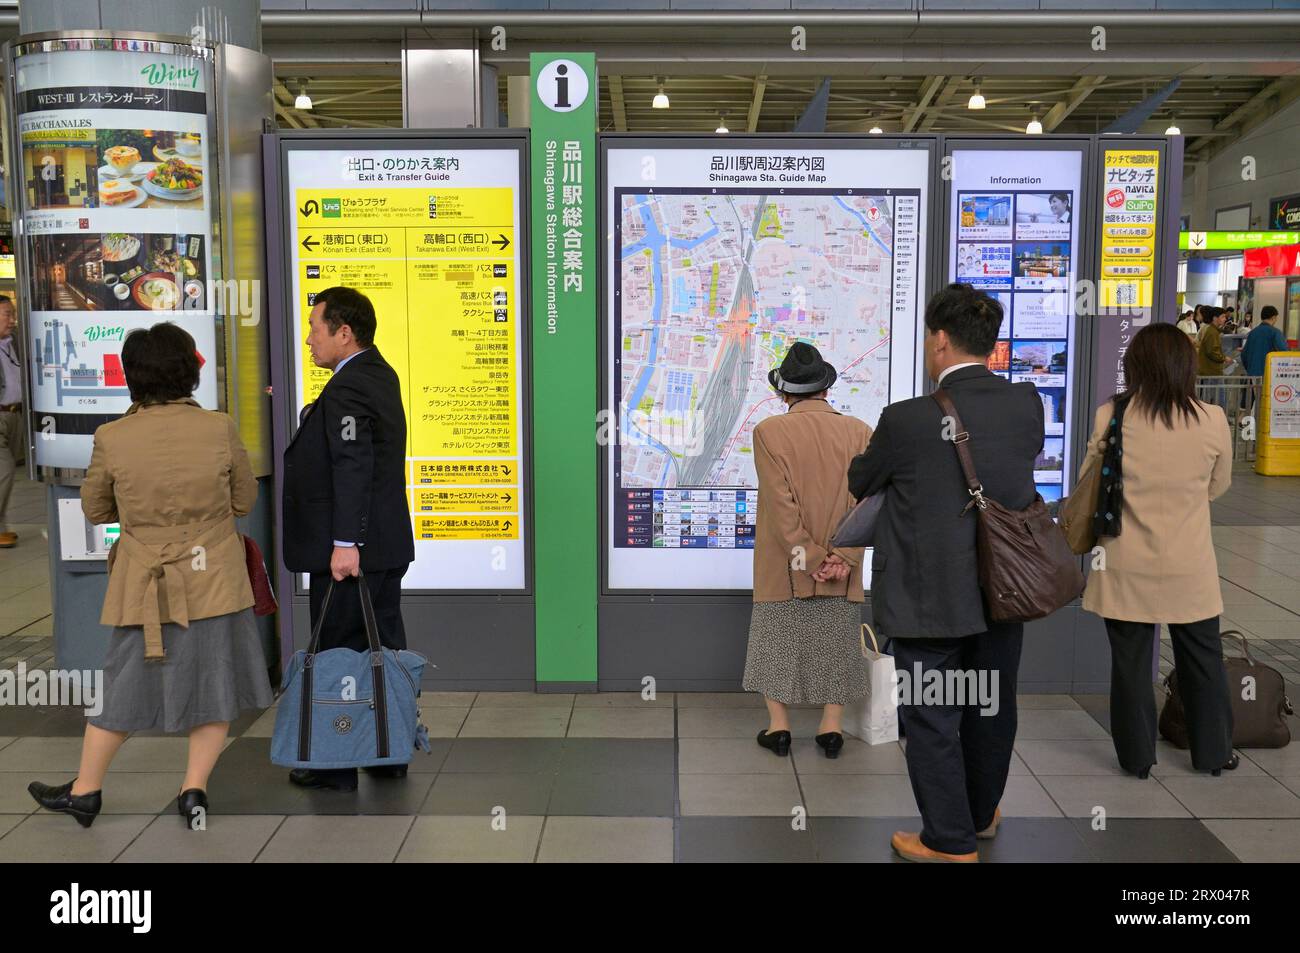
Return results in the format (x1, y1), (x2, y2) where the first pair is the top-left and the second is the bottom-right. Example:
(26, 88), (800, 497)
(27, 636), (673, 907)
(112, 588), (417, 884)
(305, 570), (384, 659)
(1220, 630), (1255, 666)
(931, 389), (987, 512)
(861, 623), (881, 655)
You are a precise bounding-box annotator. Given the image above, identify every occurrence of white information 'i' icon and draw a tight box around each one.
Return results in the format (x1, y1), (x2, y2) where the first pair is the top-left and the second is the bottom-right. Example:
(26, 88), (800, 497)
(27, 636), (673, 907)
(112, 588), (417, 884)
(536, 59), (589, 113)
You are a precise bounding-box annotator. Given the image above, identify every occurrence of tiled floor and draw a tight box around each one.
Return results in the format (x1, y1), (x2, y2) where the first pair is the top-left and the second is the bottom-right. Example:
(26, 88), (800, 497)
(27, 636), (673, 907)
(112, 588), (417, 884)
(1, 467), (1298, 862)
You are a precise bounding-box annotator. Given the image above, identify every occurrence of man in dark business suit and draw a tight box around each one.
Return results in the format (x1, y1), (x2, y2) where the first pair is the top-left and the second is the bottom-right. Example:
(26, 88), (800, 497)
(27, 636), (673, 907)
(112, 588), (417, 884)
(849, 283), (1043, 862)
(282, 286), (414, 791)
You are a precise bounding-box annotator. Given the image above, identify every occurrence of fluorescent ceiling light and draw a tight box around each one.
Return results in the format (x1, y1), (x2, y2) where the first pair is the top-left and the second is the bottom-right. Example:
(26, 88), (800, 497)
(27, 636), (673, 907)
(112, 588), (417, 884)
(1165, 123), (1181, 136)
(1026, 117), (1043, 134)
(967, 82), (985, 110)
(715, 117), (729, 134)
(652, 85), (669, 109)
(295, 88), (312, 110)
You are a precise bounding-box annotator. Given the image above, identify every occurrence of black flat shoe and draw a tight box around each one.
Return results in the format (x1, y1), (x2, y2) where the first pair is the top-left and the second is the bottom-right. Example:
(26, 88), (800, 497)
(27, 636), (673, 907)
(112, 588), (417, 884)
(1211, 754), (1241, 777)
(1135, 766), (1151, 780)
(756, 729), (791, 757)
(289, 768), (358, 792)
(177, 788), (208, 828)
(362, 764), (409, 779)
(815, 731), (845, 759)
(28, 780), (101, 828)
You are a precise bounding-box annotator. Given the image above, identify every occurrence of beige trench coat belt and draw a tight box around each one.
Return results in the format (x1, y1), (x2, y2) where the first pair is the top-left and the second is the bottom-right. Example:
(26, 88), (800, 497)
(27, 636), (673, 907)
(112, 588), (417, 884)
(111, 514), (239, 661)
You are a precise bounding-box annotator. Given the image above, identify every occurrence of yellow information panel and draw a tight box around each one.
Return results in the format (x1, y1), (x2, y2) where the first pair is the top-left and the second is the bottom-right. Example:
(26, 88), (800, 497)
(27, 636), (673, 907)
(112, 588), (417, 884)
(1100, 149), (1159, 309)
(1256, 352), (1300, 476)
(286, 146), (526, 589)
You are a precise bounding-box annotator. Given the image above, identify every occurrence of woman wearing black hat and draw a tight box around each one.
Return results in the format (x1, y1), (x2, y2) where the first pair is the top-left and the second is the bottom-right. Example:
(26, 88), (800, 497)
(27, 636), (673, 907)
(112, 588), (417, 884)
(743, 342), (874, 759)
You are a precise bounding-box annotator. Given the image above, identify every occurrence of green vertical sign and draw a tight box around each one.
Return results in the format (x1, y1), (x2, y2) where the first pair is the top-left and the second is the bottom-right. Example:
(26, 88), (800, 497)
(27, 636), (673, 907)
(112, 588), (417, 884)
(530, 53), (598, 685)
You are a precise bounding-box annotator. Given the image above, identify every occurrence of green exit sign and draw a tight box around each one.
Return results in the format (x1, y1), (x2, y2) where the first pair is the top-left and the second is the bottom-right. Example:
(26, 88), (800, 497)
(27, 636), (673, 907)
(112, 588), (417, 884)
(1180, 230), (1300, 251)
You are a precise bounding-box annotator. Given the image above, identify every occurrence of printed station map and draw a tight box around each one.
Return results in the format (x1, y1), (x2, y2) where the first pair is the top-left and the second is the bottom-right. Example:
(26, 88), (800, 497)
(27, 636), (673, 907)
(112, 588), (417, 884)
(616, 189), (895, 491)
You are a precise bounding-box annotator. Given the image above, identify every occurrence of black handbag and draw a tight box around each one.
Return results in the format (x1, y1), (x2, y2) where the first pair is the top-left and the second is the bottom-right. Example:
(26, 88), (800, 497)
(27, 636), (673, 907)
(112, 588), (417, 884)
(832, 493), (883, 549)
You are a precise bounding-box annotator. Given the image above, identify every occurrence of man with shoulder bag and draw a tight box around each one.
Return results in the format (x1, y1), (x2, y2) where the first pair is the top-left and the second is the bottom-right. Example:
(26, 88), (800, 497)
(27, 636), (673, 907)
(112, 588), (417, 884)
(848, 284), (1053, 863)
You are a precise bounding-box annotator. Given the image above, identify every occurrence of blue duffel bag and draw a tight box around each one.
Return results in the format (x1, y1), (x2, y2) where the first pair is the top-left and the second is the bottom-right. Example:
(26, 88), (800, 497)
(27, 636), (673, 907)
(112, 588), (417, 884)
(272, 573), (431, 769)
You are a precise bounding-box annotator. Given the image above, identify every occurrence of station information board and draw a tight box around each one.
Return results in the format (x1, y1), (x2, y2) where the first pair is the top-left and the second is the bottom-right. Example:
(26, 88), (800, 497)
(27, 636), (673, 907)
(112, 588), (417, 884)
(947, 147), (1084, 506)
(284, 144), (527, 590)
(604, 140), (929, 591)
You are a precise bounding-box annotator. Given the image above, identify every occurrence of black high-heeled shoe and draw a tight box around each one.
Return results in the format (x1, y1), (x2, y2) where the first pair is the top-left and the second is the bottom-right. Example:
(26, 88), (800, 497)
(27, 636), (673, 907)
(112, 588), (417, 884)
(756, 729), (791, 757)
(815, 731), (844, 759)
(177, 788), (208, 828)
(28, 780), (102, 828)
(1211, 754), (1240, 777)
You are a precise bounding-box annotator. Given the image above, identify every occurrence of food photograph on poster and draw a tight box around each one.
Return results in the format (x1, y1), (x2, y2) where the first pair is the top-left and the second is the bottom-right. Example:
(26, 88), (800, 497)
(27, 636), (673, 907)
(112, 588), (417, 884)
(21, 128), (204, 211)
(27, 232), (206, 311)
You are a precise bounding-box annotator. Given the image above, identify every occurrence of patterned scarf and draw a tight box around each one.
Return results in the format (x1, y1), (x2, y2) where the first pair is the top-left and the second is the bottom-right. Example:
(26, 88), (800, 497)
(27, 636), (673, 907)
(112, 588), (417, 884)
(1092, 393), (1131, 540)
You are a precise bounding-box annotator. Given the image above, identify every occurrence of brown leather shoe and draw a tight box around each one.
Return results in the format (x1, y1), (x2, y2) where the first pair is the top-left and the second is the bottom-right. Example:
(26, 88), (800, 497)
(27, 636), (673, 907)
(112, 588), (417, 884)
(0, 532), (16, 548)
(977, 807), (1001, 840)
(891, 830), (978, 863)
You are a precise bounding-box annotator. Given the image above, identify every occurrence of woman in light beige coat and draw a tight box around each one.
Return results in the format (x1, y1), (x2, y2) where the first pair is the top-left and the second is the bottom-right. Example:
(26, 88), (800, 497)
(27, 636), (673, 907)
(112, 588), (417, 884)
(29, 323), (273, 829)
(1080, 322), (1236, 779)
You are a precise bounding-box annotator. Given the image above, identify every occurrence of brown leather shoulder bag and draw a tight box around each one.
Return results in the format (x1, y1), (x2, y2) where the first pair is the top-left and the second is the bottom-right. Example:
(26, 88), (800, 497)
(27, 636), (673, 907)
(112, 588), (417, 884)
(932, 389), (1084, 623)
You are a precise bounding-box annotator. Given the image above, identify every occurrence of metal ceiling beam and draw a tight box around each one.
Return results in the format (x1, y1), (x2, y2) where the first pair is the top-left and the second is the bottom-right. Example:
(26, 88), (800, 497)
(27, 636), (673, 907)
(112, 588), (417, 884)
(1186, 76), (1300, 156)
(901, 75), (945, 133)
(918, 76), (964, 132)
(746, 75), (767, 133)
(273, 81), (318, 129)
(1041, 74), (1108, 131)
(609, 74), (628, 132)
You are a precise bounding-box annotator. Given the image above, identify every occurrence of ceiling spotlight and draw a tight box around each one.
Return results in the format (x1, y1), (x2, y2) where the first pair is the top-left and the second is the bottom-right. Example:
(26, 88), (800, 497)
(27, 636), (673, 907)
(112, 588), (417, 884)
(294, 84), (312, 110)
(652, 81), (669, 109)
(715, 116), (729, 134)
(967, 79), (985, 110)
(1026, 116), (1043, 135)
(868, 124), (883, 135)
(1165, 122), (1181, 136)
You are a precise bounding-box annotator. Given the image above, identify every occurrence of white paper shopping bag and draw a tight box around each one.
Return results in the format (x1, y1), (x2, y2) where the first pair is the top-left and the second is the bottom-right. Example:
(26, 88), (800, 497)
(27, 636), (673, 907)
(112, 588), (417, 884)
(843, 623), (899, 746)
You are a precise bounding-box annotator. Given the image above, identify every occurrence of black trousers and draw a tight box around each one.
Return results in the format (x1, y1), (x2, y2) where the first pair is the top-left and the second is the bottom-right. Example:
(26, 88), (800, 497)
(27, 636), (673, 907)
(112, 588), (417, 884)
(1105, 616), (1233, 772)
(308, 566), (409, 653)
(891, 623), (1023, 856)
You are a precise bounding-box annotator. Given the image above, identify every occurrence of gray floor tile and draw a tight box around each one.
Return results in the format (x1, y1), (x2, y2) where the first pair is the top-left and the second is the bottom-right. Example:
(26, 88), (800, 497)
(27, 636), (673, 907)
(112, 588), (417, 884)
(548, 772), (675, 816)
(675, 692), (764, 708)
(1238, 743), (1300, 776)
(115, 814), (285, 862)
(396, 815), (543, 862)
(566, 707), (674, 738)
(1202, 818), (1300, 862)
(421, 773), (554, 816)
(0, 813), (154, 862)
(1015, 739), (1127, 776)
(420, 692), (479, 707)
(0, 773), (40, 814)
(0, 814), (24, 838)
(677, 816), (817, 863)
(809, 817), (922, 863)
(1016, 709), (1113, 740)
(1159, 776), (1300, 818)
(1036, 776), (1191, 818)
(458, 707), (570, 738)
(975, 817), (1095, 862)
(573, 692), (674, 708)
(677, 708), (770, 738)
(96, 772), (185, 814)
(1017, 694), (1083, 710)
(537, 816), (673, 862)
(472, 692), (574, 709)
(0, 737), (84, 772)
(106, 737), (194, 772)
(557, 739), (675, 775)
(1152, 743), (1265, 778)
(998, 776), (1065, 817)
(255, 815), (414, 862)
(300, 773), (436, 816)
(799, 774), (919, 817)
(439, 738), (563, 774)
(679, 772), (803, 817)
(790, 738), (909, 775)
(1071, 818), (1239, 862)
(418, 705), (470, 738)
(678, 738), (794, 775)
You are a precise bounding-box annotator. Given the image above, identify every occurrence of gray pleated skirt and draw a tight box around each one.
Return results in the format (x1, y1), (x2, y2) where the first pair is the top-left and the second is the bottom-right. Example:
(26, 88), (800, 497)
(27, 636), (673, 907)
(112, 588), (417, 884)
(88, 607), (275, 734)
(742, 597), (869, 706)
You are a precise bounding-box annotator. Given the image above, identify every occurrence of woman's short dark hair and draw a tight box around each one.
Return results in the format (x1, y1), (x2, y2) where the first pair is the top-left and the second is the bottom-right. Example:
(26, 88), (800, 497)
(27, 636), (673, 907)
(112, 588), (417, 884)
(924, 283), (1003, 357)
(1121, 322), (1202, 429)
(1049, 192), (1070, 206)
(315, 286), (376, 347)
(122, 322), (200, 404)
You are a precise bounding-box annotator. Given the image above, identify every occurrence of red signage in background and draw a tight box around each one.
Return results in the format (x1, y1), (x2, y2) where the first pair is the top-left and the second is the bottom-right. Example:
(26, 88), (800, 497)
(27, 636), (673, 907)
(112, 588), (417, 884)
(1243, 242), (1300, 278)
